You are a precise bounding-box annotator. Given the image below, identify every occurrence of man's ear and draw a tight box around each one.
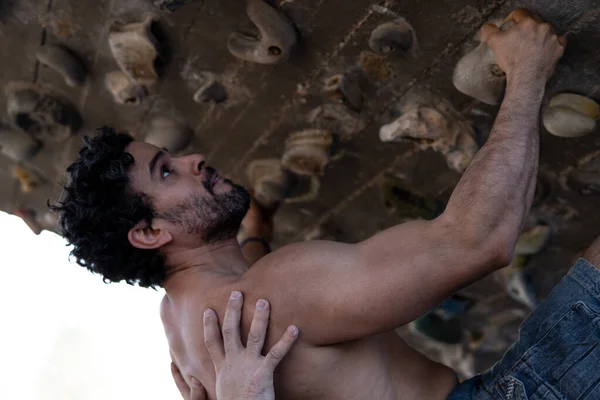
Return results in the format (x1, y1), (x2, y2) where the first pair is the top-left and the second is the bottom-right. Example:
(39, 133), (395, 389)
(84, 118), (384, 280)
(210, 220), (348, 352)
(128, 220), (173, 250)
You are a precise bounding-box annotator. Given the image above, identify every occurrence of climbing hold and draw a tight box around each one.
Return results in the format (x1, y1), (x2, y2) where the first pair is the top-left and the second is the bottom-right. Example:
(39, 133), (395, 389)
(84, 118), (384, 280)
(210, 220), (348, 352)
(561, 150), (600, 195)
(143, 116), (193, 153)
(105, 71), (148, 105)
(0, 121), (42, 162)
(5, 81), (82, 141)
(410, 313), (464, 344)
(501, 255), (539, 309)
(323, 73), (363, 112)
(542, 94), (599, 138)
(515, 225), (550, 256)
(247, 158), (291, 210)
(193, 72), (228, 104)
(13, 207), (43, 235)
(379, 94), (479, 172)
(359, 51), (391, 80)
(108, 15), (162, 85)
(36, 44), (87, 87)
(369, 18), (417, 57)
(228, 0), (297, 64)
(380, 178), (442, 221)
(154, 0), (196, 12)
(13, 164), (44, 193)
(452, 19), (518, 105)
(281, 129), (333, 176)
(307, 104), (367, 140)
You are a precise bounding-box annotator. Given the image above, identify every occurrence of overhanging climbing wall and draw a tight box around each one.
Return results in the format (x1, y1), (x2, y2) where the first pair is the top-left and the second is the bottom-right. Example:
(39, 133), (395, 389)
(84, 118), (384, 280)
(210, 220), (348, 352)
(0, 0), (599, 376)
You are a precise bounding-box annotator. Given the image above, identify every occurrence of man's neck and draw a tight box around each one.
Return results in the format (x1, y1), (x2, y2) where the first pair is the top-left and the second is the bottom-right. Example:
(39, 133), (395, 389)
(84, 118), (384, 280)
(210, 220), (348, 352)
(161, 238), (249, 294)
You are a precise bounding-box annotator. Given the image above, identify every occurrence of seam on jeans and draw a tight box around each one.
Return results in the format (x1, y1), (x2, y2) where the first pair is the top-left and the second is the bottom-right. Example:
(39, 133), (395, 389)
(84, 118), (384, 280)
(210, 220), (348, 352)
(569, 259), (600, 299)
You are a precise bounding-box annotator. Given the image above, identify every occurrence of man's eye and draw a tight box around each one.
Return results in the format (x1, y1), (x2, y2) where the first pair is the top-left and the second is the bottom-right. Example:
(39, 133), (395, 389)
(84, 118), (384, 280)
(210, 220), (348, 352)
(161, 165), (172, 178)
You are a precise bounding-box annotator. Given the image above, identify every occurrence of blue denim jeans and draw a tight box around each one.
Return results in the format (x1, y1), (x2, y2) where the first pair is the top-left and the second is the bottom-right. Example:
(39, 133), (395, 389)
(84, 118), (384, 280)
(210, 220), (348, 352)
(448, 258), (600, 399)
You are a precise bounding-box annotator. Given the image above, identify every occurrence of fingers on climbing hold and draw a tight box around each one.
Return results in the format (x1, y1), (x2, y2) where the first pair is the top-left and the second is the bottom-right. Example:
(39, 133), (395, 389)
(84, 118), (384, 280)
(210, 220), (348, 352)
(323, 73), (363, 112)
(281, 129), (333, 176)
(0, 121), (42, 162)
(247, 158), (291, 210)
(453, 19), (514, 105)
(105, 71), (149, 105)
(452, 39), (505, 105)
(143, 116), (193, 153)
(227, 0), (297, 64)
(36, 44), (87, 87)
(543, 93), (599, 138)
(108, 15), (162, 85)
(155, 0), (196, 12)
(5, 81), (82, 141)
(369, 18), (417, 57)
(193, 73), (228, 104)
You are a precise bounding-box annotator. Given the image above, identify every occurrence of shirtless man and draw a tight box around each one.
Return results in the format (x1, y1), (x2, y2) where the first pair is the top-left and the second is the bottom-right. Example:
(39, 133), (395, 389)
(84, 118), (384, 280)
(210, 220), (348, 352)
(54, 10), (566, 400)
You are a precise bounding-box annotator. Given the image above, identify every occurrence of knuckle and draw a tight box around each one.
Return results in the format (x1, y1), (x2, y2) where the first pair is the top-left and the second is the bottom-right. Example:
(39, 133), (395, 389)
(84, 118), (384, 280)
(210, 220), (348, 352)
(204, 338), (215, 348)
(269, 347), (284, 361)
(222, 327), (235, 337)
(247, 332), (262, 345)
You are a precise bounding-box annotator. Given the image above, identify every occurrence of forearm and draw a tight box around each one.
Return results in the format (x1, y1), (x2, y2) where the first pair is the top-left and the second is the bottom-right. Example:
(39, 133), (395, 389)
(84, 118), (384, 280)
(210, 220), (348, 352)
(444, 75), (545, 262)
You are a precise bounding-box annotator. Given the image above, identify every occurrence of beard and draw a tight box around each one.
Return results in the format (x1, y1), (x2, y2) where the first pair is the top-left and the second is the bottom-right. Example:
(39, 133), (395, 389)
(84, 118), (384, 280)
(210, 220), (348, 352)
(157, 171), (251, 244)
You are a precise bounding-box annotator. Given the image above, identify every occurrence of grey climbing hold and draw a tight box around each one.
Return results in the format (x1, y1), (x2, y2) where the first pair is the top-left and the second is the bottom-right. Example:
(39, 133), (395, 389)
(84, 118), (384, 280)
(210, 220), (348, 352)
(379, 93), (479, 172)
(154, 0), (196, 12)
(143, 116), (193, 153)
(228, 0), (297, 64)
(281, 129), (333, 176)
(105, 71), (149, 105)
(561, 150), (600, 195)
(108, 15), (162, 85)
(193, 73), (228, 104)
(36, 44), (87, 87)
(323, 73), (363, 112)
(543, 94), (599, 138)
(307, 104), (367, 140)
(452, 19), (516, 105)
(0, 121), (42, 162)
(247, 158), (291, 210)
(369, 18), (417, 57)
(5, 81), (82, 141)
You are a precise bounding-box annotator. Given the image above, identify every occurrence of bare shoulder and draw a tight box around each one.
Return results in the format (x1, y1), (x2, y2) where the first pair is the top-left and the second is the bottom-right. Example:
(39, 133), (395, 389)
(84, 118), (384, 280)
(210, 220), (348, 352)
(248, 239), (357, 274)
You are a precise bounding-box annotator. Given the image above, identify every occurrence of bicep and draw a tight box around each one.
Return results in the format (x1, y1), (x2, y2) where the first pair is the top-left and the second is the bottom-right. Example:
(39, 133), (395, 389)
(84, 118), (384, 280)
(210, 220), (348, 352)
(257, 218), (490, 346)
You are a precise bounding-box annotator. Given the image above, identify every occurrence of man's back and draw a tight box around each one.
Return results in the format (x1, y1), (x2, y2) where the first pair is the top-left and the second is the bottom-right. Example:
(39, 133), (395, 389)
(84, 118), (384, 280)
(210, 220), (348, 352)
(161, 242), (458, 400)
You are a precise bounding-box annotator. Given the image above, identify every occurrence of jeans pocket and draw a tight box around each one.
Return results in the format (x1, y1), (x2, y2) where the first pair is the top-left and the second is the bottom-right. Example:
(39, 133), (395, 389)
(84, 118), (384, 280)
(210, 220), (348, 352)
(522, 302), (600, 398)
(496, 376), (528, 400)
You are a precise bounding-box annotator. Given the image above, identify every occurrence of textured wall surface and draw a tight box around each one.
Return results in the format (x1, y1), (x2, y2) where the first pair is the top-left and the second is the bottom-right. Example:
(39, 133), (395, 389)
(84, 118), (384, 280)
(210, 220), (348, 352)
(1, 0), (599, 376)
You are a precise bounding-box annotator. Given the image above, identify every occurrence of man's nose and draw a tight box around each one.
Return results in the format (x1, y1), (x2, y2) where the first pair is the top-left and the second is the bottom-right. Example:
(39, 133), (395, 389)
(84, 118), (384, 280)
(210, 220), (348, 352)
(179, 154), (206, 175)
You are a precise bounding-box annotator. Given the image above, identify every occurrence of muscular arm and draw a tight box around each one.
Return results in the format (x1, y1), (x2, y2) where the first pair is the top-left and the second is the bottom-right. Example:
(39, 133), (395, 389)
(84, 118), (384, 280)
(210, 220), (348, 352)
(246, 11), (565, 345)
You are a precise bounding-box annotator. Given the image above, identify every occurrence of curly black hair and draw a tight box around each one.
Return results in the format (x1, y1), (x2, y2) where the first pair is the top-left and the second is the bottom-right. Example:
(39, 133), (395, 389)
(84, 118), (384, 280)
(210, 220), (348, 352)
(50, 127), (166, 288)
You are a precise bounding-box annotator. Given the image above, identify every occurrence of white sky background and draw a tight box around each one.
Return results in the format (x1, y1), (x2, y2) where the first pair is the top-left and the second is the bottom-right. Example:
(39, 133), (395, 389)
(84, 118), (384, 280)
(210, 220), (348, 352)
(0, 211), (180, 399)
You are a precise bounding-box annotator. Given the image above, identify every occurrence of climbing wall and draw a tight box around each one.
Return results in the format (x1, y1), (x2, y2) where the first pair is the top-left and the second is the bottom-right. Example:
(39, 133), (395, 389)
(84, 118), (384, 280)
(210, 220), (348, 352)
(1, 0), (599, 377)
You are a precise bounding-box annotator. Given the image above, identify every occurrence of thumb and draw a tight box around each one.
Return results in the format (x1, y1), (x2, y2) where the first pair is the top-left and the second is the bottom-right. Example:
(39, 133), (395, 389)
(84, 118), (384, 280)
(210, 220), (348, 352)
(480, 23), (501, 43)
(190, 377), (208, 400)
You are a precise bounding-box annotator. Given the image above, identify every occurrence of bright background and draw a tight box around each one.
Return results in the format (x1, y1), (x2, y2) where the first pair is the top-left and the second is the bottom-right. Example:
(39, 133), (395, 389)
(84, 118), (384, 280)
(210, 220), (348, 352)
(0, 211), (180, 399)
